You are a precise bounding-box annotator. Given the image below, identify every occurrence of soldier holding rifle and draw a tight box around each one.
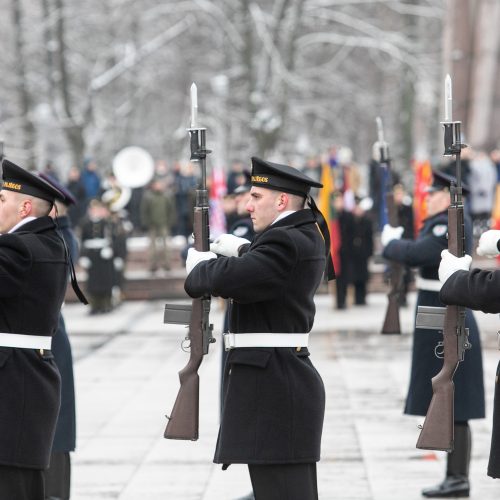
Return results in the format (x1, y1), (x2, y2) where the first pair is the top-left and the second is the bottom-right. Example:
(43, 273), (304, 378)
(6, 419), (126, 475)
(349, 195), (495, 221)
(380, 169), (485, 497)
(439, 229), (500, 480)
(184, 156), (334, 500)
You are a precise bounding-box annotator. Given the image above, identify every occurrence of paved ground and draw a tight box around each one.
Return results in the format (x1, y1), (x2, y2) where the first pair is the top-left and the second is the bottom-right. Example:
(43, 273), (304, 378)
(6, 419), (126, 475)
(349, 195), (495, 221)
(63, 291), (500, 499)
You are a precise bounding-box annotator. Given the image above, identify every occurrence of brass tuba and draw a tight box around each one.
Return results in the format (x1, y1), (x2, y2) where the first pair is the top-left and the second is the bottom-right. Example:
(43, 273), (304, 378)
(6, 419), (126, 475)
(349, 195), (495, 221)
(104, 146), (155, 212)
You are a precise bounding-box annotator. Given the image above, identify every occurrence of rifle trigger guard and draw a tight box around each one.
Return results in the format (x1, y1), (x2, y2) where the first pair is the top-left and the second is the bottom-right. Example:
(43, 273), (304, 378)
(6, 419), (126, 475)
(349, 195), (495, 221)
(434, 341), (444, 359)
(181, 337), (191, 353)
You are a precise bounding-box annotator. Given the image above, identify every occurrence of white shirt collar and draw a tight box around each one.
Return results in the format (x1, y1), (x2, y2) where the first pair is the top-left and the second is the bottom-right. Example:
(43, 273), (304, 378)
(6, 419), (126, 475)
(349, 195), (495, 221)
(271, 210), (296, 225)
(8, 216), (37, 233)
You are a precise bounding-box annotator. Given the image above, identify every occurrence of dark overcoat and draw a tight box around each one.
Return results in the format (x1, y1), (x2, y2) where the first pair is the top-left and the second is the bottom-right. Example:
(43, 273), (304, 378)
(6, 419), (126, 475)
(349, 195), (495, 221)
(51, 215), (77, 453)
(80, 217), (114, 295)
(441, 267), (500, 478)
(185, 209), (326, 465)
(351, 214), (373, 282)
(383, 210), (485, 421)
(0, 217), (68, 469)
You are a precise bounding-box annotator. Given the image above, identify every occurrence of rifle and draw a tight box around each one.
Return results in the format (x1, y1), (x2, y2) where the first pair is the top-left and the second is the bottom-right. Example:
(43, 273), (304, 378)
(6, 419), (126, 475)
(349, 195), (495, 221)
(378, 117), (403, 335)
(163, 83), (215, 440)
(414, 74), (471, 451)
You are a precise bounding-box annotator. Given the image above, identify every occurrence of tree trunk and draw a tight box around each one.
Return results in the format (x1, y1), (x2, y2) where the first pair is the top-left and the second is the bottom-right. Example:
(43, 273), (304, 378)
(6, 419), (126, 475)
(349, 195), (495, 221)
(11, 0), (37, 167)
(468, 0), (500, 150)
(54, 0), (85, 166)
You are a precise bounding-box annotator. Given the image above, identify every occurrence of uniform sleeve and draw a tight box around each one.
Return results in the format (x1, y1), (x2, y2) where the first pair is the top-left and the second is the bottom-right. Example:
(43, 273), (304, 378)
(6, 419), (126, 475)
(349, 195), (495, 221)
(0, 235), (33, 297)
(185, 229), (297, 303)
(440, 268), (500, 314)
(382, 231), (447, 268)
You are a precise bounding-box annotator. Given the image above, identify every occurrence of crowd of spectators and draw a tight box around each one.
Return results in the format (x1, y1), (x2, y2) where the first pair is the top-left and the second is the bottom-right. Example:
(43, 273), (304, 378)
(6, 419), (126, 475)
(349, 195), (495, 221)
(39, 145), (500, 310)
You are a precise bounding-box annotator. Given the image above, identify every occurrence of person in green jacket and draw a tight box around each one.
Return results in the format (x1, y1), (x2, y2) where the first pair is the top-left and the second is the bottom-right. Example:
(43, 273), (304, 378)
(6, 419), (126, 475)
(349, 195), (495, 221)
(140, 178), (176, 272)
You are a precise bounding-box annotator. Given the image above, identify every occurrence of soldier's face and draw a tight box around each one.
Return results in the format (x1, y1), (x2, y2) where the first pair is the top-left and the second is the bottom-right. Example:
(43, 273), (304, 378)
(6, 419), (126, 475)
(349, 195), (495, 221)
(246, 187), (282, 233)
(426, 190), (450, 217)
(0, 190), (24, 233)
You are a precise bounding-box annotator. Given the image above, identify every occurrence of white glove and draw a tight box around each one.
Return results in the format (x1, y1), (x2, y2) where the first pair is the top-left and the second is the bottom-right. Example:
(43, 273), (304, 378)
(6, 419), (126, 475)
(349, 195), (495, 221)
(100, 247), (114, 259)
(210, 233), (250, 257)
(113, 257), (124, 270)
(476, 230), (500, 257)
(438, 249), (472, 283)
(79, 256), (91, 269)
(186, 248), (217, 274)
(381, 224), (404, 247)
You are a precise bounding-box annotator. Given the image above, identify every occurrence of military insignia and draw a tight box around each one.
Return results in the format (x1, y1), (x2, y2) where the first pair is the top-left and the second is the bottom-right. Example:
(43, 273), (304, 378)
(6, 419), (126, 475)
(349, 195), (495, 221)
(432, 224), (447, 237)
(233, 226), (249, 238)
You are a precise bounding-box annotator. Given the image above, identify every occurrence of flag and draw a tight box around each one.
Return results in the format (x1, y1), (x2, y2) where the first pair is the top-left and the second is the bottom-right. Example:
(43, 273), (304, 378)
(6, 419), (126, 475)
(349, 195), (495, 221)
(209, 164), (227, 239)
(319, 162), (341, 275)
(413, 159), (432, 236)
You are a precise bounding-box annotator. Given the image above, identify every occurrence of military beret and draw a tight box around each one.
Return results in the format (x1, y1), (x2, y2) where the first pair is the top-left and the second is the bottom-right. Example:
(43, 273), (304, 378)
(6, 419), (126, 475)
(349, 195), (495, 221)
(1, 159), (62, 203)
(250, 157), (322, 197)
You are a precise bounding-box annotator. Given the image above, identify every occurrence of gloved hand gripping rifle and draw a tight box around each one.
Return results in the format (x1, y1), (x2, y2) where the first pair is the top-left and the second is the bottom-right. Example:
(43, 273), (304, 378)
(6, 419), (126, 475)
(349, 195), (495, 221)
(163, 83), (215, 440)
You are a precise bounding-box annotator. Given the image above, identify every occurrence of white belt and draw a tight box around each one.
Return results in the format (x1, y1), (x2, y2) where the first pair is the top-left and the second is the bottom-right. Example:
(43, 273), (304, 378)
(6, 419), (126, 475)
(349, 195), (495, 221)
(416, 276), (442, 292)
(0, 333), (52, 350)
(83, 238), (109, 249)
(224, 333), (309, 351)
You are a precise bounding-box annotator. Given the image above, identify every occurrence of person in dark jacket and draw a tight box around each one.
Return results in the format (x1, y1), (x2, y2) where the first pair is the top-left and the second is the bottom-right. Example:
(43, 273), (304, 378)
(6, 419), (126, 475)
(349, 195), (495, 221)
(439, 228), (500, 480)
(184, 157), (333, 500)
(351, 198), (374, 305)
(381, 170), (485, 498)
(39, 173), (79, 500)
(0, 159), (70, 500)
(79, 199), (115, 314)
(333, 193), (354, 309)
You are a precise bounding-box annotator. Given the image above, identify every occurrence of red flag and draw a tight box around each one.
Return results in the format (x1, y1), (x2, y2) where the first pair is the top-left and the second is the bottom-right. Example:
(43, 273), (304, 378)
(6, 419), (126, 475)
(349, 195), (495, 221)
(209, 165), (227, 239)
(413, 159), (432, 236)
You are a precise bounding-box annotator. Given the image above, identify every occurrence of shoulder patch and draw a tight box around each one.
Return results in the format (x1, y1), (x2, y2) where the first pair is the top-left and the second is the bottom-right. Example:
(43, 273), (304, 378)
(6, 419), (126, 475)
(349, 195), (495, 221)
(432, 224), (448, 237)
(233, 226), (249, 238)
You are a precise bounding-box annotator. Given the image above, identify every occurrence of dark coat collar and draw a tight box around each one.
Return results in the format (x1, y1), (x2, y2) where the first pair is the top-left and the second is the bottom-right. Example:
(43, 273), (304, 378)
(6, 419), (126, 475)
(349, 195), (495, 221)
(11, 215), (56, 234)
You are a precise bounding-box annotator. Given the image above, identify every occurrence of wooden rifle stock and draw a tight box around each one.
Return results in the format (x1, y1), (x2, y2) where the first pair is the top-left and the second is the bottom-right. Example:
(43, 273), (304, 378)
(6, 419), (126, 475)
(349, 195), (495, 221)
(382, 193), (403, 334)
(163, 118), (214, 441)
(415, 125), (471, 450)
(416, 304), (460, 451)
(164, 297), (207, 440)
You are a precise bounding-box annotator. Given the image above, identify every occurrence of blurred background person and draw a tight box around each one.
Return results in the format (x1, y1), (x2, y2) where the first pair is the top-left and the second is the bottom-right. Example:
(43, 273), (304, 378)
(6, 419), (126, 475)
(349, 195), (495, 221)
(65, 166), (87, 231)
(140, 178), (176, 274)
(79, 199), (115, 314)
(393, 183), (415, 306)
(350, 197), (374, 305)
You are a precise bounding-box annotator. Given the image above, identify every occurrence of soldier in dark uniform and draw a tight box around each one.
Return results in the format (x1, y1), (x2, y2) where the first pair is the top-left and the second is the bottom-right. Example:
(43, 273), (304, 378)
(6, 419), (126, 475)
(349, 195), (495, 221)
(39, 173), (79, 500)
(79, 199), (115, 314)
(184, 157), (334, 500)
(351, 197), (374, 305)
(381, 170), (485, 498)
(0, 160), (73, 500)
(439, 228), (500, 480)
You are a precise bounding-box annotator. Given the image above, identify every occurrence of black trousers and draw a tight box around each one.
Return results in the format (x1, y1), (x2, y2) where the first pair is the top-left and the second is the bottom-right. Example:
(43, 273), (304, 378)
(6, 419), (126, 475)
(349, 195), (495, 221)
(44, 451), (71, 500)
(0, 464), (44, 500)
(488, 361), (500, 478)
(248, 463), (318, 500)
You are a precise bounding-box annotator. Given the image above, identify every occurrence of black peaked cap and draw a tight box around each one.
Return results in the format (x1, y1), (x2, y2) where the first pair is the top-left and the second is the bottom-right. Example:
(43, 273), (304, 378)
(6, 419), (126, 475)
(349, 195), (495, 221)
(251, 157), (322, 197)
(426, 169), (470, 196)
(2, 159), (63, 203)
(39, 172), (76, 206)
